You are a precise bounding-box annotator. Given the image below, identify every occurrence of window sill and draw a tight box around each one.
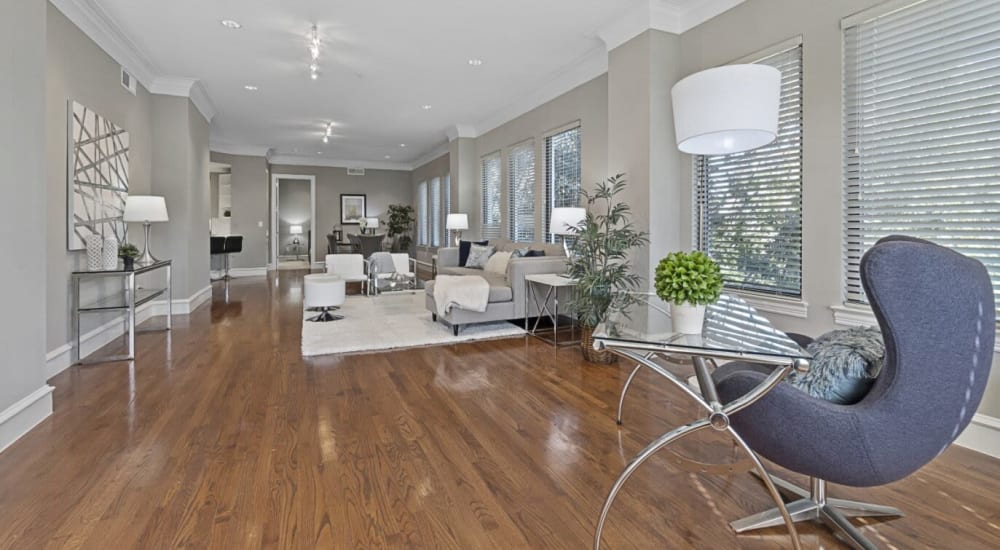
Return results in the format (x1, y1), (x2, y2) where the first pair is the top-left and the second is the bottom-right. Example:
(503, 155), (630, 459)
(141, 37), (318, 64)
(832, 303), (1000, 353)
(730, 290), (809, 319)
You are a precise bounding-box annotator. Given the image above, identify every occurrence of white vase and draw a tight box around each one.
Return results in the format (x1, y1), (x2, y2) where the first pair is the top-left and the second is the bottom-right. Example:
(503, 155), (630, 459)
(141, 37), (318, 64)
(86, 235), (104, 271)
(672, 302), (706, 334)
(103, 237), (119, 270)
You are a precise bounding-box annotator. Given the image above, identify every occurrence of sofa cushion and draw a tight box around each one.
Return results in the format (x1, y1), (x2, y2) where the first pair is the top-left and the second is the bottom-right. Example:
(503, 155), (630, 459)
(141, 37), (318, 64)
(465, 244), (495, 269)
(458, 240), (488, 266)
(485, 251), (512, 275)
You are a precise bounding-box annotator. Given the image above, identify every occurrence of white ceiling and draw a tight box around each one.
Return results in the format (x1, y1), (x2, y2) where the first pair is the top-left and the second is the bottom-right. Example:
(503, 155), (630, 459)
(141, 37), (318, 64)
(68, 0), (741, 168)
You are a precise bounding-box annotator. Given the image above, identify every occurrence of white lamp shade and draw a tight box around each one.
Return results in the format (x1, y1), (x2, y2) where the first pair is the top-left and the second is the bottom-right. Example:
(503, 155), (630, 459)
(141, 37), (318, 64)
(671, 64), (781, 155)
(549, 207), (586, 235)
(446, 213), (469, 231)
(289, 225), (303, 235)
(123, 195), (169, 223)
(364, 217), (380, 228)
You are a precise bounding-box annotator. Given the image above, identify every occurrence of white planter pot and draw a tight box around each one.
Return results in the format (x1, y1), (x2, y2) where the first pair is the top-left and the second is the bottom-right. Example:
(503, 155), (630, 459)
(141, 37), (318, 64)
(86, 235), (104, 271)
(103, 237), (119, 270)
(672, 302), (706, 334)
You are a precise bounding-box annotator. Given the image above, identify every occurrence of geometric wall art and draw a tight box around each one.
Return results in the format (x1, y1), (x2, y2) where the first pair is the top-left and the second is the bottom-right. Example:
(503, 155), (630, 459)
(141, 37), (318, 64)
(67, 100), (130, 250)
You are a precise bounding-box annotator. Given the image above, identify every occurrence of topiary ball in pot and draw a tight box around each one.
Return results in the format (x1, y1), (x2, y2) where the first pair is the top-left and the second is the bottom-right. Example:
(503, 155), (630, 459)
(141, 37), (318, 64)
(654, 251), (723, 334)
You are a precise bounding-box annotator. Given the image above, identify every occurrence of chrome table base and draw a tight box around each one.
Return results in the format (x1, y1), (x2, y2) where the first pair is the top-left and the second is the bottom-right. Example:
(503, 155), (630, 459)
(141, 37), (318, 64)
(732, 475), (902, 550)
(594, 349), (808, 550)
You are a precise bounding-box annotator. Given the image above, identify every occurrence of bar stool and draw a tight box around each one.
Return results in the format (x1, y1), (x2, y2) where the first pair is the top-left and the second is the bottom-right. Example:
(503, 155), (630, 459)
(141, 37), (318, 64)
(304, 274), (346, 322)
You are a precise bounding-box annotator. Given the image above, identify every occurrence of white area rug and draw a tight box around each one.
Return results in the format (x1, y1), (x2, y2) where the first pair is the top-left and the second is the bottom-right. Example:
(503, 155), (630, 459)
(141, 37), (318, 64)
(301, 291), (525, 357)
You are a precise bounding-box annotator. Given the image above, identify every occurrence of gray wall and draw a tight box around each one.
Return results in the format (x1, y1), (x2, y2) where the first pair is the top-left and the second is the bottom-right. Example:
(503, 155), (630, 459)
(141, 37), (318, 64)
(277, 179), (312, 258)
(209, 152), (269, 268)
(0, 0), (49, 411)
(269, 165), (412, 261)
(677, 0), (999, 417)
(472, 74), (609, 242)
(45, 3), (154, 353)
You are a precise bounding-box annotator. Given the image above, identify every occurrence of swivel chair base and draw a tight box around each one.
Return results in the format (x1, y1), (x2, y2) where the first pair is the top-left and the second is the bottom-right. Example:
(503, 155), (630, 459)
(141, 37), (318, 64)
(306, 307), (344, 323)
(732, 475), (902, 550)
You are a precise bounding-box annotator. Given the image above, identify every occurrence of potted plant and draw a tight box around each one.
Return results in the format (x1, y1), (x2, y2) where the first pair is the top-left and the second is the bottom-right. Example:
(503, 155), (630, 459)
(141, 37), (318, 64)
(386, 204), (416, 253)
(567, 174), (649, 364)
(654, 251), (723, 334)
(118, 243), (140, 271)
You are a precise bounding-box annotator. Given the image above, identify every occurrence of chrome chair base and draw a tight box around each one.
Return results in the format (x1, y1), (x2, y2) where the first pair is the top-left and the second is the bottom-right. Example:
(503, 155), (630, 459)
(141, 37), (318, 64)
(306, 308), (344, 323)
(732, 476), (902, 550)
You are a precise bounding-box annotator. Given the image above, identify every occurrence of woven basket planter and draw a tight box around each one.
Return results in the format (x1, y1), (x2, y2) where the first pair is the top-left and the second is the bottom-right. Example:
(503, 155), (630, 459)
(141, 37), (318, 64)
(580, 325), (616, 364)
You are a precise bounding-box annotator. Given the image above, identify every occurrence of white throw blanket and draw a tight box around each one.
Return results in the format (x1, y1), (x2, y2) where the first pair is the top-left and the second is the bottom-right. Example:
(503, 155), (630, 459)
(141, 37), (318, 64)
(433, 275), (490, 317)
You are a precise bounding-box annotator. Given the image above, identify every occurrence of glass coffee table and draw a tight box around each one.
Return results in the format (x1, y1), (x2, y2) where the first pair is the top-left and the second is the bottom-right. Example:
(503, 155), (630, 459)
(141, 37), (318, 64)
(591, 293), (811, 550)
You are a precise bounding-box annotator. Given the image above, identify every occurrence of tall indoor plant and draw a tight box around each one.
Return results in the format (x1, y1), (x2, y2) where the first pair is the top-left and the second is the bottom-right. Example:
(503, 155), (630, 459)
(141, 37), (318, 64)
(386, 204), (416, 253)
(568, 174), (649, 363)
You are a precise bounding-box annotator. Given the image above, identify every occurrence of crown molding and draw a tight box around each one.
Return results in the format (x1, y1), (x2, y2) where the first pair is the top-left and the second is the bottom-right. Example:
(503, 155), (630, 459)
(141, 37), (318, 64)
(445, 124), (477, 142)
(599, 0), (745, 51)
(268, 154), (414, 172)
(412, 141), (450, 169)
(50, 0), (159, 88)
(149, 77), (216, 123)
(473, 45), (608, 138)
(209, 140), (273, 158)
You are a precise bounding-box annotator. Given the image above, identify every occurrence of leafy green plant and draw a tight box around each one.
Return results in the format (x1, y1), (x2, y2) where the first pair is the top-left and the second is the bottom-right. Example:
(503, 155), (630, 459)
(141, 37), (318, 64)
(654, 251), (723, 305)
(118, 243), (140, 259)
(386, 204), (415, 251)
(567, 174), (649, 328)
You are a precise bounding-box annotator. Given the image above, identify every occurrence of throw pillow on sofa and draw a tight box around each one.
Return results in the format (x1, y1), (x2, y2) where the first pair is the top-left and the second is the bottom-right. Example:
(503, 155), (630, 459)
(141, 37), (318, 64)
(523, 249), (546, 257)
(786, 326), (884, 404)
(459, 240), (489, 266)
(485, 251), (512, 275)
(465, 244), (495, 269)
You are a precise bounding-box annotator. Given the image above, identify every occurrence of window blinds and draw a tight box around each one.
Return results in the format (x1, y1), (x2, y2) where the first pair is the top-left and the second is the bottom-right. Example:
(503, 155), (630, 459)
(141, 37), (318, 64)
(444, 173), (451, 217)
(430, 177), (441, 247)
(695, 43), (804, 297)
(417, 180), (428, 246)
(481, 152), (502, 240)
(843, 0), (1000, 310)
(507, 141), (536, 242)
(545, 126), (582, 243)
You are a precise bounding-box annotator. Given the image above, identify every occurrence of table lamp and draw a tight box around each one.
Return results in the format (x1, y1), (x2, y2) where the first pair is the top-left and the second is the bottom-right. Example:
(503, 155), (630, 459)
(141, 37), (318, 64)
(290, 224), (303, 244)
(549, 207), (586, 258)
(123, 195), (169, 266)
(364, 217), (380, 235)
(446, 213), (469, 245)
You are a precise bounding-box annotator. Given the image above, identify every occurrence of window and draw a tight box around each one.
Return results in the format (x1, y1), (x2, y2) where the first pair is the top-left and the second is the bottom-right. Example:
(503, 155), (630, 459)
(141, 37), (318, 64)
(507, 140), (536, 242)
(843, 0), (1000, 311)
(545, 126), (582, 243)
(694, 42), (804, 297)
(444, 173), (451, 217)
(417, 180), (428, 246)
(481, 152), (502, 239)
(430, 177), (441, 247)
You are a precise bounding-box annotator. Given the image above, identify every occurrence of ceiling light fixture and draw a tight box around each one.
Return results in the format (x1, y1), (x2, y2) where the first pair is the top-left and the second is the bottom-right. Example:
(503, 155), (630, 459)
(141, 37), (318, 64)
(308, 24), (321, 80)
(399, 143), (407, 148)
(320, 121), (335, 144)
(422, 105), (432, 110)
(468, 58), (483, 66)
(322, 135), (329, 144)
(384, 155), (391, 159)
(220, 19), (242, 29)
(243, 85), (258, 91)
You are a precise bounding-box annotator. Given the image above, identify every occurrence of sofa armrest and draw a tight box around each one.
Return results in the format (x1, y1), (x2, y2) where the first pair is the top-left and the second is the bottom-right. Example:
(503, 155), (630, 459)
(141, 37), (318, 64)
(507, 257), (570, 318)
(437, 247), (460, 268)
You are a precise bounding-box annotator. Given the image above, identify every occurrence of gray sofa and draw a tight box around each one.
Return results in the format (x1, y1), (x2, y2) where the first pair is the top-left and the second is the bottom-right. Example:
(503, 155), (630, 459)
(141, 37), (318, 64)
(425, 239), (568, 334)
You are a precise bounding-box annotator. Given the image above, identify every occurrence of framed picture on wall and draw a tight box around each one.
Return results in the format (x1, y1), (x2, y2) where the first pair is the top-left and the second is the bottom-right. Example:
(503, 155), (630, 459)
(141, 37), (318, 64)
(341, 194), (366, 224)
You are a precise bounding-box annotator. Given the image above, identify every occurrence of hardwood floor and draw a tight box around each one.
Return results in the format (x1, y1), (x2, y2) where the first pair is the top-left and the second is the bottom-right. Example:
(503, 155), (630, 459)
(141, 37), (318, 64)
(1, 271), (998, 549)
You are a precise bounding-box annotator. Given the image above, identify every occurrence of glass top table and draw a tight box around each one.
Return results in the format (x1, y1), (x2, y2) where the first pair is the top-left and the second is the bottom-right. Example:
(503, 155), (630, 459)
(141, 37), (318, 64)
(591, 294), (811, 550)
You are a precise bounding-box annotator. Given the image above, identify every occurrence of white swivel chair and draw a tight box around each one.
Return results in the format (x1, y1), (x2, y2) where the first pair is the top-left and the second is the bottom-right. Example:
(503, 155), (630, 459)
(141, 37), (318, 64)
(325, 254), (369, 295)
(304, 274), (346, 322)
(370, 252), (417, 295)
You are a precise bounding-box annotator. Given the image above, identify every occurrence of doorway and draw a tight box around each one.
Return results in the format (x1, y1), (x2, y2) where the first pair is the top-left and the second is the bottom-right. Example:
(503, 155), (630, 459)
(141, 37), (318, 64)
(271, 174), (316, 269)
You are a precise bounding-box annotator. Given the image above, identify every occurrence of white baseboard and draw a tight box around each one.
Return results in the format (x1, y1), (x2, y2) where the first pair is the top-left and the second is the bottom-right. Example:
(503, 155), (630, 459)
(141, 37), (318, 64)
(955, 413), (1000, 459)
(0, 385), (54, 454)
(46, 285), (213, 380)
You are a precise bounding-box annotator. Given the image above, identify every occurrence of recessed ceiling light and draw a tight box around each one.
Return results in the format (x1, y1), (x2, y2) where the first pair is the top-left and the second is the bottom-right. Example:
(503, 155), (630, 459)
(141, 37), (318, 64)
(220, 19), (242, 29)
(316, 151), (323, 155)
(421, 105), (432, 110)
(384, 155), (391, 159)
(399, 143), (407, 148)
(468, 58), (483, 66)
(243, 85), (258, 91)
(322, 135), (329, 144)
